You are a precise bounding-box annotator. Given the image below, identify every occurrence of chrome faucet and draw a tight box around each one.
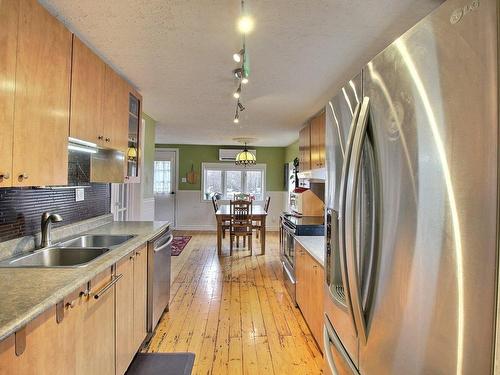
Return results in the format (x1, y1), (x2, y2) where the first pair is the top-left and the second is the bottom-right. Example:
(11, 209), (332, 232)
(40, 212), (63, 248)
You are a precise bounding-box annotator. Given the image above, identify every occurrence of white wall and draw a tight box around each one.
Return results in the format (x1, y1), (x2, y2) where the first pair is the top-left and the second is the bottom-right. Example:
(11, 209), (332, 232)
(173, 190), (286, 231)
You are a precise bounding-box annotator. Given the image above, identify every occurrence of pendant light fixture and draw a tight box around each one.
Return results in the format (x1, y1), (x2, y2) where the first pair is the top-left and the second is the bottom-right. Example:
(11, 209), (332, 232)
(235, 142), (256, 166)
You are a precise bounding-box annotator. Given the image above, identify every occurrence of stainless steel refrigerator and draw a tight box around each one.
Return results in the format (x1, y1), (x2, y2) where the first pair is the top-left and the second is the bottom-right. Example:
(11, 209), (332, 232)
(323, 0), (499, 373)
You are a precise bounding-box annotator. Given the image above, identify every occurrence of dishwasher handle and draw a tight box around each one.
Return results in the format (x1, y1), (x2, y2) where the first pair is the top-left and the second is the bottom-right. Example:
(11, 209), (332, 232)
(154, 234), (173, 253)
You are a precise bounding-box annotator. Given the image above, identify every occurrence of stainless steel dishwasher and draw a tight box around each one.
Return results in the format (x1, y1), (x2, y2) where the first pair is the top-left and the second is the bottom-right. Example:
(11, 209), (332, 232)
(147, 226), (173, 333)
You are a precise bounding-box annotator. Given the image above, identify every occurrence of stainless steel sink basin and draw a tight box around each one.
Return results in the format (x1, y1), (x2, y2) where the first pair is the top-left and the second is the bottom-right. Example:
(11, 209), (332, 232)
(0, 247), (110, 268)
(58, 234), (135, 249)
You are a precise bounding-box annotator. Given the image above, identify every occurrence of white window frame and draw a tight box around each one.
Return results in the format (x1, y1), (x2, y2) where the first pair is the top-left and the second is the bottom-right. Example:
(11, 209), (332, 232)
(201, 162), (266, 203)
(153, 160), (172, 195)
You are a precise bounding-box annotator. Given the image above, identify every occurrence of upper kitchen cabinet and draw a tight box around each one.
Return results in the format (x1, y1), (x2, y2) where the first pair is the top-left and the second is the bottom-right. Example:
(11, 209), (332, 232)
(12, 0), (72, 187)
(299, 124), (311, 172)
(310, 112), (326, 169)
(103, 66), (129, 153)
(126, 89), (142, 182)
(299, 112), (326, 173)
(70, 36), (105, 145)
(0, 0), (19, 187)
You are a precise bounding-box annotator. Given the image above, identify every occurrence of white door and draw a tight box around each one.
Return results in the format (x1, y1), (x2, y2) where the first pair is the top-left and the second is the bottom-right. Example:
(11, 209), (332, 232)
(154, 150), (176, 226)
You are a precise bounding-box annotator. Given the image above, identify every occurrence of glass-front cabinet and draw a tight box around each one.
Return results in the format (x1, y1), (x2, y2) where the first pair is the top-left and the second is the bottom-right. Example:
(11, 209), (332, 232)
(126, 89), (142, 182)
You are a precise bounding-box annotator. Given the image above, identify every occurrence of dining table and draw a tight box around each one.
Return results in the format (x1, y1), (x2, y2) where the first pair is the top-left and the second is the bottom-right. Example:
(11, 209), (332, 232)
(215, 204), (267, 255)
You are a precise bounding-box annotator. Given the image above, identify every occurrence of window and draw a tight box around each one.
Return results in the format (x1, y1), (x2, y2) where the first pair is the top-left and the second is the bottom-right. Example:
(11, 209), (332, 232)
(202, 163), (266, 201)
(154, 160), (171, 194)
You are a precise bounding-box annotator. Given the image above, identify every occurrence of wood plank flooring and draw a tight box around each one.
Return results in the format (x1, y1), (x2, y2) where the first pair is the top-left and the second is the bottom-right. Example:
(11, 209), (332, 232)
(146, 231), (324, 374)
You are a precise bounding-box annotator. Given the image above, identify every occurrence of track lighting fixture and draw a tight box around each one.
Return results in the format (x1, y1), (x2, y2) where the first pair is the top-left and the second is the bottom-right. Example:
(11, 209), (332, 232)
(237, 101), (245, 111)
(233, 109), (240, 124)
(237, 15), (254, 34)
(233, 68), (243, 79)
(233, 48), (245, 63)
(241, 76), (249, 84)
(233, 84), (241, 99)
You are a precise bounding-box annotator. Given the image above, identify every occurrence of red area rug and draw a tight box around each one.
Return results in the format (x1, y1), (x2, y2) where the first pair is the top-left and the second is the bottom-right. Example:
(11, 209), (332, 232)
(171, 236), (191, 256)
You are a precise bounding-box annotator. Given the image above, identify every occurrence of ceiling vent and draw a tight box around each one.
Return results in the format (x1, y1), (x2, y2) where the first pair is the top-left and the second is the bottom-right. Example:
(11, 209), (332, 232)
(219, 148), (256, 161)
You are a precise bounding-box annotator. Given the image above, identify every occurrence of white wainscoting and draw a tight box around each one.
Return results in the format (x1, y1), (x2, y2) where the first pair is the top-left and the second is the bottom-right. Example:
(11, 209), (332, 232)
(173, 190), (287, 231)
(141, 198), (155, 221)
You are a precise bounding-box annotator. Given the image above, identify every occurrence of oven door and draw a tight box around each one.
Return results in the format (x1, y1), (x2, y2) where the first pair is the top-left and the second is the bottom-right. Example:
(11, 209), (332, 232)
(281, 220), (296, 303)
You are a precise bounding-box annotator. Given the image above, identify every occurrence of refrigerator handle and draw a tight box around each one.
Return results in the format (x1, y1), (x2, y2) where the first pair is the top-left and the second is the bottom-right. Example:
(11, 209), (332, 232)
(324, 314), (359, 375)
(345, 96), (371, 343)
(338, 102), (361, 309)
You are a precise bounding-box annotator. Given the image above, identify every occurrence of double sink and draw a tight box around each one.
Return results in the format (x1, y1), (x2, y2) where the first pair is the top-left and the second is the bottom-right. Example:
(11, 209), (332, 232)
(0, 234), (135, 268)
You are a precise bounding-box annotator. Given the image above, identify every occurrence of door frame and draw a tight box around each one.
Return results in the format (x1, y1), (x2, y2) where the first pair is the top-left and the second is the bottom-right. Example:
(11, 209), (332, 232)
(154, 148), (178, 228)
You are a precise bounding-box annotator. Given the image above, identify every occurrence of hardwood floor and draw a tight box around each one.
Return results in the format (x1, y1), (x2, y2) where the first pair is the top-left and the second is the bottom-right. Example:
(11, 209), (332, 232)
(146, 231), (324, 374)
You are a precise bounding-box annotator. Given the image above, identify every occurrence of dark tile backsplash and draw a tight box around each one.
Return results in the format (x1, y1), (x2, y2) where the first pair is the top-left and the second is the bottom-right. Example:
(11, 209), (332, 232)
(0, 184), (110, 242)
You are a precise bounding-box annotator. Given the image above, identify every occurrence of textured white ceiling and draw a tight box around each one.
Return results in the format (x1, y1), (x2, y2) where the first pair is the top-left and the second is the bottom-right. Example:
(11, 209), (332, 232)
(40, 0), (443, 146)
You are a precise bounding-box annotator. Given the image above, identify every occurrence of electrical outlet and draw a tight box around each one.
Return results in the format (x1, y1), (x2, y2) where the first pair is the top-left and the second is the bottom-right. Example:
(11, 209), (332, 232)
(75, 188), (84, 202)
(181, 177), (187, 183)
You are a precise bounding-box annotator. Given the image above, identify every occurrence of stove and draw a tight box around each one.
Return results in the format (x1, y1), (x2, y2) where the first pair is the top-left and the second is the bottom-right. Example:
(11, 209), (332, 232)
(281, 213), (325, 236)
(279, 212), (325, 305)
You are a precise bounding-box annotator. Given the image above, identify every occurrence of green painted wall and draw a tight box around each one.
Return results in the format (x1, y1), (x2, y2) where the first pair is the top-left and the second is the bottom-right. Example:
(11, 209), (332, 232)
(155, 144), (287, 191)
(142, 113), (157, 199)
(285, 139), (299, 163)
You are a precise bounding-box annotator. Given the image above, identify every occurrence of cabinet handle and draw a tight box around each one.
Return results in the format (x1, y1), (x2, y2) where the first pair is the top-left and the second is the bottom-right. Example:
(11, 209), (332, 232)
(98, 135), (104, 140)
(93, 274), (123, 300)
(105, 137), (110, 143)
(0, 172), (10, 180)
(130, 255), (134, 260)
(18, 173), (28, 181)
(65, 301), (75, 309)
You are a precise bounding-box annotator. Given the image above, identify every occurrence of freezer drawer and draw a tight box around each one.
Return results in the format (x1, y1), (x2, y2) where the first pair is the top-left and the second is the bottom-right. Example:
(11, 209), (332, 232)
(324, 314), (359, 375)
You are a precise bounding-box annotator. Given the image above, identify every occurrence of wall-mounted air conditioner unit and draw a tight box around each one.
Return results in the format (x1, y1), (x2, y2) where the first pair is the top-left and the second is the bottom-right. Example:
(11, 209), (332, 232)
(219, 148), (256, 161)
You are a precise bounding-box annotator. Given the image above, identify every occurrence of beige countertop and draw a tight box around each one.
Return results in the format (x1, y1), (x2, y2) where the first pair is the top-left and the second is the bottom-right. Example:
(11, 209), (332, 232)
(0, 220), (169, 342)
(294, 235), (325, 267)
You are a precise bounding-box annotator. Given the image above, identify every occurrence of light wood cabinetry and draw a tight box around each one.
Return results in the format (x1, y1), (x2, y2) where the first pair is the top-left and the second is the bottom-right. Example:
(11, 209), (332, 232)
(12, 0), (72, 187)
(77, 268), (116, 375)
(115, 254), (136, 375)
(125, 89), (143, 182)
(0, 0), (19, 187)
(115, 245), (148, 374)
(299, 112), (326, 172)
(70, 36), (106, 145)
(133, 246), (148, 347)
(103, 66), (129, 152)
(299, 125), (311, 172)
(295, 241), (324, 352)
(310, 112), (326, 169)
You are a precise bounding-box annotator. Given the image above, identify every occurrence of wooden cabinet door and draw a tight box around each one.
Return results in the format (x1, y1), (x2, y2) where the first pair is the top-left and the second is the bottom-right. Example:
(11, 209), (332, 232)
(115, 254), (135, 375)
(0, 306), (75, 375)
(77, 269), (115, 375)
(70, 36), (105, 145)
(133, 245), (148, 350)
(0, 0), (18, 187)
(310, 114), (326, 169)
(299, 125), (311, 172)
(310, 260), (324, 352)
(12, 0), (72, 186)
(103, 66), (129, 152)
(317, 112), (326, 168)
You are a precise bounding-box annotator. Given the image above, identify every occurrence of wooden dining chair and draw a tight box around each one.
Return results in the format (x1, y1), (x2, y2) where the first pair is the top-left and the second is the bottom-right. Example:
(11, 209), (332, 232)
(212, 195), (230, 239)
(254, 196), (270, 239)
(230, 199), (253, 256)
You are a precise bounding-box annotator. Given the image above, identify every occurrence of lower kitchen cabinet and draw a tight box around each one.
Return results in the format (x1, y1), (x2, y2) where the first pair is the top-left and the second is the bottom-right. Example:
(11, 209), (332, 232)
(116, 245), (148, 374)
(0, 244), (149, 375)
(295, 241), (324, 352)
(77, 268), (116, 375)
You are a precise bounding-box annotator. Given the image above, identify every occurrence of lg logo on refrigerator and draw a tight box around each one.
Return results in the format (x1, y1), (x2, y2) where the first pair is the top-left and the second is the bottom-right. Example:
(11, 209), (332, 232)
(450, 0), (480, 24)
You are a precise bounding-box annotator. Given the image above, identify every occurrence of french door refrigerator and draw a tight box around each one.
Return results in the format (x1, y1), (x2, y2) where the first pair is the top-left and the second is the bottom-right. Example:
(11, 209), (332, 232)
(323, 0), (499, 374)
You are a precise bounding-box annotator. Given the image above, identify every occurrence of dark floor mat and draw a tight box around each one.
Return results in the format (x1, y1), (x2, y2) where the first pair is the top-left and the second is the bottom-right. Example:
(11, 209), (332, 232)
(126, 353), (195, 375)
